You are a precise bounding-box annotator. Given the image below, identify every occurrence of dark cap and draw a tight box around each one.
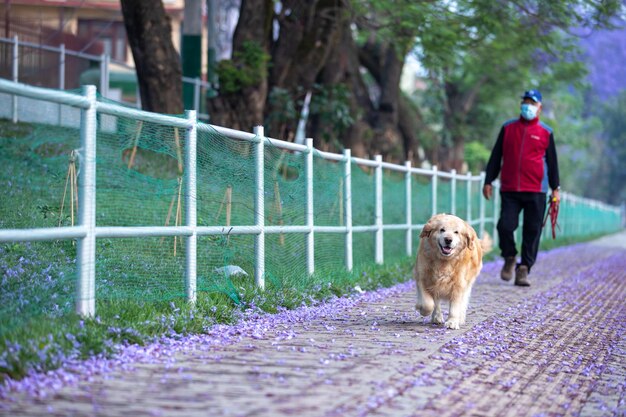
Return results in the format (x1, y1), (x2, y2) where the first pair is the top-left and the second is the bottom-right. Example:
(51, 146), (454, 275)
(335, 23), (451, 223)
(521, 89), (542, 103)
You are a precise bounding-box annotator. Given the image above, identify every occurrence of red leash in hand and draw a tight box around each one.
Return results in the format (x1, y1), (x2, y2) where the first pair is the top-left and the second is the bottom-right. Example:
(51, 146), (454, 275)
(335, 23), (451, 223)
(543, 197), (560, 239)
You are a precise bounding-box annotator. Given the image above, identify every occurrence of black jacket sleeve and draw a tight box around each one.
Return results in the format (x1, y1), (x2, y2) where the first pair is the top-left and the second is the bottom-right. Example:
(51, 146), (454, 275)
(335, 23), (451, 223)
(546, 132), (560, 190)
(484, 127), (504, 185)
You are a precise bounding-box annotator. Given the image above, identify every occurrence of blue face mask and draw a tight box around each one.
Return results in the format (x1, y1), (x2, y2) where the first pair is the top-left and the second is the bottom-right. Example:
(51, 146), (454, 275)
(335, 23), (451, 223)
(521, 103), (539, 120)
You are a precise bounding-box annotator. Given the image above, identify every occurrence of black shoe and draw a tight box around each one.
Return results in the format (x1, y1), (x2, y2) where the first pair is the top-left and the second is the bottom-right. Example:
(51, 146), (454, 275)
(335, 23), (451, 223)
(514, 265), (530, 287)
(501, 257), (516, 281)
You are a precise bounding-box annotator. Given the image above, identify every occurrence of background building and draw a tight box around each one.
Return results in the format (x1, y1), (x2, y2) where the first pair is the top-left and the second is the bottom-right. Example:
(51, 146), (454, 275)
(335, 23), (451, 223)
(0, 0), (183, 92)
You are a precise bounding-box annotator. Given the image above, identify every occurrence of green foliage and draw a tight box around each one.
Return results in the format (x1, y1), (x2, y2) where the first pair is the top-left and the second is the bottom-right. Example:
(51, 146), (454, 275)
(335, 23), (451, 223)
(308, 83), (355, 144)
(584, 90), (626, 204)
(265, 83), (355, 147)
(537, 88), (602, 196)
(216, 41), (270, 94)
(399, 0), (622, 167)
(266, 86), (300, 139)
(464, 141), (491, 173)
(267, 87), (298, 126)
(351, 1), (432, 54)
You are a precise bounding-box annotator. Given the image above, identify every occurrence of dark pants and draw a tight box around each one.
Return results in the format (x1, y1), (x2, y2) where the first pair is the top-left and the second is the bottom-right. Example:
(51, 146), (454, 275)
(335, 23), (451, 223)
(497, 192), (547, 272)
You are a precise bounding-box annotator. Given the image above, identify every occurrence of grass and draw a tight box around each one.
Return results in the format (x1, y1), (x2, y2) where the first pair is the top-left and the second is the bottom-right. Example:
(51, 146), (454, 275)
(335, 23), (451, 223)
(0, 239), (413, 382)
(481, 230), (620, 266)
(538, 231), (613, 251)
(0, 116), (622, 384)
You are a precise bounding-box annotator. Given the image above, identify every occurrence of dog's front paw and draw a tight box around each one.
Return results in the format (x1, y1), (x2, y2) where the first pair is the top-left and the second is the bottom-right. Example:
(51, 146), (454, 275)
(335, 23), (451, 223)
(416, 303), (434, 317)
(445, 319), (460, 330)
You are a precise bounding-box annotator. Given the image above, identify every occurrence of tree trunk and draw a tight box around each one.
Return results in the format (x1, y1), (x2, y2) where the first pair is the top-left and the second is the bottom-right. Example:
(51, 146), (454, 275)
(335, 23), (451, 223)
(440, 78), (487, 172)
(270, 0), (342, 90)
(310, 11), (374, 157)
(359, 40), (418, 162)
(373, 44), (407, 161)
(206, 0), (273, 131)
(439, 128), (466, 172)
(398, 94), (432, 166)
(267, 0), (343, 138)
(120, 0), (183, 114)
(441, 95), (464, 172)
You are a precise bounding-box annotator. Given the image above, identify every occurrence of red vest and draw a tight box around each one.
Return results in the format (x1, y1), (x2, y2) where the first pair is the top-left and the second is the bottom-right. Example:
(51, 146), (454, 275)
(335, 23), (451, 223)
(499, 117), (552, 193)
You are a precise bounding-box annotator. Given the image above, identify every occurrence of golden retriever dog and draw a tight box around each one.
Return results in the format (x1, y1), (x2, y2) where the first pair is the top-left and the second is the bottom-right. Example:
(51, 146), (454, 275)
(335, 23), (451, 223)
(414, 214), (489, 329)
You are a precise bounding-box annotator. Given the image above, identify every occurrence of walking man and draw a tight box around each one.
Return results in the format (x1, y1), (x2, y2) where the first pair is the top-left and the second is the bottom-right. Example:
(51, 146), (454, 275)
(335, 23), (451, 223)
(482, 89), (560, 286)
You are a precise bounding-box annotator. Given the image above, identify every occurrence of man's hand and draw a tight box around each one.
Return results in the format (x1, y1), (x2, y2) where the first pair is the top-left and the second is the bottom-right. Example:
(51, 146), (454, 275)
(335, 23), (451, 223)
(482, 184), (493, 200)
(551, 189), (560, 205)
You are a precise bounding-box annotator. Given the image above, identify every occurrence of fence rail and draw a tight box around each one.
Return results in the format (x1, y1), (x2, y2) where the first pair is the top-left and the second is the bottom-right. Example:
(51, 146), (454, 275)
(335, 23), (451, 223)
(0, 78), (622, 318)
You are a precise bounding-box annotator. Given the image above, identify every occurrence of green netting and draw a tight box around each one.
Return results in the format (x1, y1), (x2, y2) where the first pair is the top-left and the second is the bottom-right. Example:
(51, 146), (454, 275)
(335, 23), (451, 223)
(0, 90), (623, 339)
(97, 237), (186, 301)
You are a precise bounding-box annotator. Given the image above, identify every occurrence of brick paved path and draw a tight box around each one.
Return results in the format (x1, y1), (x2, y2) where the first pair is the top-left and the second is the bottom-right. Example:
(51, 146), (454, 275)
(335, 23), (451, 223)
(2, 233), (625, 417)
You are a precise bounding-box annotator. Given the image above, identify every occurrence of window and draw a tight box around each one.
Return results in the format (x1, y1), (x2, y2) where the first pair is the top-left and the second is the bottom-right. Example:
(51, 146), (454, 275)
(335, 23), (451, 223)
(77, 20), (127, 62)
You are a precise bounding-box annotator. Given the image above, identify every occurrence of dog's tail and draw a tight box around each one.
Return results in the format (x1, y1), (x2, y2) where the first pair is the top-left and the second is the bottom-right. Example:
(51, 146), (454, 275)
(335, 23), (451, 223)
(480, 231), (493, 253)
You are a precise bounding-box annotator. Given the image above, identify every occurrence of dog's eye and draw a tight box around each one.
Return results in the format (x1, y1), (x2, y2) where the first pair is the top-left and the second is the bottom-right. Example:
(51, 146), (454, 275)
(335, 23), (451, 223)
(454, 231), (459, 234)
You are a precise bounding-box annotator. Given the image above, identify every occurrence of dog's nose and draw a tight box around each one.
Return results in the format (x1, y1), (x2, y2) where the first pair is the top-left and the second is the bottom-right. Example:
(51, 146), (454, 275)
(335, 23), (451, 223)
(444, 237), (452, 245)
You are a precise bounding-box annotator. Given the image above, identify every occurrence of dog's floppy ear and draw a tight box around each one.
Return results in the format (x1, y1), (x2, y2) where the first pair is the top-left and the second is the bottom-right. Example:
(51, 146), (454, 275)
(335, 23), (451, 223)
(420, 218), (437, 238)
(464, 222), (477, 250)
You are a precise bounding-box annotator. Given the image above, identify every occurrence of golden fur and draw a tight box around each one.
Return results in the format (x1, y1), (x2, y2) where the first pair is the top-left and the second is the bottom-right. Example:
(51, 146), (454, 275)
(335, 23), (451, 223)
(414, 214), (489, 329)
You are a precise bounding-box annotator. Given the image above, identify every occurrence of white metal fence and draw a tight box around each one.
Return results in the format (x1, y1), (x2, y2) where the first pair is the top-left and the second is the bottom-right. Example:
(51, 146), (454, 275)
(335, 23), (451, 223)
(0, 79), (622, 318)
(0, 35), (214, 121)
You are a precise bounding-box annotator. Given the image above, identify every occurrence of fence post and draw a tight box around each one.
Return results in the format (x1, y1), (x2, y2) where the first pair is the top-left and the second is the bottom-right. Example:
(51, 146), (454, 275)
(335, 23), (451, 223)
(450, 168), (457, 215)
(343, 149), (353, 271)
(99, 54), (110, 99)
(76, 85), (98, 317)
(185, 110), (198, 304)
(254, 125), (265, 289)
(479, 172), (486, 238)
(305, 138), (314, 276)
(58, 43), (66, 126)
(466, 172), (472, 224)
(12, 35), (18, 123)
(375, 155), (383, 264)
(58, 44), (66, 90)
(431, 165), (438, 216)
(105, 54), (111, 99)
(405, 160), (412, 257)
(193, 77), (201, 114)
